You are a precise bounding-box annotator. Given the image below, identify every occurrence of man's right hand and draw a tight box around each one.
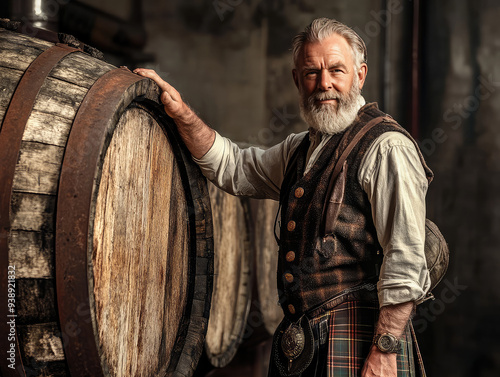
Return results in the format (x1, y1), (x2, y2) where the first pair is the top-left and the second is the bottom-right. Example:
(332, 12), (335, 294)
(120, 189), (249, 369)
(132, 68), (216, 159)
(133, 68), (188, 121)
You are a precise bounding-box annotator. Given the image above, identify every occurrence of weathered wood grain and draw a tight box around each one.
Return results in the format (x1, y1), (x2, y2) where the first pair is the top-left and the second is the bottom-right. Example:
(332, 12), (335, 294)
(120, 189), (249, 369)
(32, 77), (88, 120)
(92, 108), (190, 377)
(205, 181), (252, 367)
(9, 230), (53, 279)
(10, 192), (56, 233)
(250, 199), (283, 335)
(50, 52), (115, 88)
(0, 28), (53, 49)
(0, 30), (52, 71)
(0, 66), (23, 121)
(23, 111), (73, 147)
(12, 141), (65, 195)
(16, 279), (57, 324)
(17, 323), (65, 364)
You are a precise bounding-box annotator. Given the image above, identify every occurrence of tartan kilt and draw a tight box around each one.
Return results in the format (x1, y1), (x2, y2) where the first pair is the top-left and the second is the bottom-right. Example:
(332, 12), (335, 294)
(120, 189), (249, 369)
(268, 300), (416, 377)
(309, 300), (416, 377)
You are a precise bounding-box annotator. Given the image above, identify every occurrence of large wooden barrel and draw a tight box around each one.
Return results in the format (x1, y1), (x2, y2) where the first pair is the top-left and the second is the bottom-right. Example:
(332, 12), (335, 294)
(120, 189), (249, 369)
(249, 199), (283, 336)
(204, 182), (252, 368)
(0, 28), (213, 377)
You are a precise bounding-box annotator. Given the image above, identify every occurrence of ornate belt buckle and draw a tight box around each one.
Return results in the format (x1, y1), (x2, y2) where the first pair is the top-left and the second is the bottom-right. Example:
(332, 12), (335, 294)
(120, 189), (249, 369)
(281, 321), (305, 360)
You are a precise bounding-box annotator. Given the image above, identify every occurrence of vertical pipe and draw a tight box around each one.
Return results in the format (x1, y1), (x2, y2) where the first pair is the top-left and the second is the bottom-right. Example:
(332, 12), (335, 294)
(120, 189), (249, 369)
(410, 0), (421, 139)
(9, 0), (59, 32)
(381, 0), (391, 112)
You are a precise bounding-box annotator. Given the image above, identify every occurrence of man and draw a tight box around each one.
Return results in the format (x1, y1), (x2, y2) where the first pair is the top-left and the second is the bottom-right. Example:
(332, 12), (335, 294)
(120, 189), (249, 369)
(135, 17), (432, 377)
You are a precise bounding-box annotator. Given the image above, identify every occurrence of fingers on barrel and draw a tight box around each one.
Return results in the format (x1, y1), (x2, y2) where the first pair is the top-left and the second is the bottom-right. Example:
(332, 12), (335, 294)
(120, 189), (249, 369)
(133, 67), (156, 77)
(133, 68), (160, 83)
(134, 68), (176, 96)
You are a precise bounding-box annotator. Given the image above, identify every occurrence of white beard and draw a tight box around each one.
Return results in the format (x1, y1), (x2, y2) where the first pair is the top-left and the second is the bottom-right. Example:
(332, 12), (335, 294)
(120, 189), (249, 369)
(299, 78), (365, 135)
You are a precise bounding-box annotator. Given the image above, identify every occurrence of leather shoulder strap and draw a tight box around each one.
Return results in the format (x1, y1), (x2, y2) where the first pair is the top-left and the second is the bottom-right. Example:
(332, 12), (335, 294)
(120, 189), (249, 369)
(330, 116), (392, 191)
(322, 116), (393, 234)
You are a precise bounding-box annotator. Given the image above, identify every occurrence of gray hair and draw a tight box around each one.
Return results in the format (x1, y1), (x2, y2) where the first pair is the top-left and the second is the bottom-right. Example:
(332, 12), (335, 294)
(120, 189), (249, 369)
(292, 18), (367, 69)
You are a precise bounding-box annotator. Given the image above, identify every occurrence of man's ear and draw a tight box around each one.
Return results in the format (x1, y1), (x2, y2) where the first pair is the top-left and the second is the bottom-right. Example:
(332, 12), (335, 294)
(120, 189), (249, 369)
(292, 68), (300, 90)
(358, 63), (368, 90)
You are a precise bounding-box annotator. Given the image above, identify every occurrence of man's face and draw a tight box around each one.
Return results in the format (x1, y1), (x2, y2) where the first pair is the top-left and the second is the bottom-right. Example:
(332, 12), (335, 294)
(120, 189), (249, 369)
(292, 34), (368, 133)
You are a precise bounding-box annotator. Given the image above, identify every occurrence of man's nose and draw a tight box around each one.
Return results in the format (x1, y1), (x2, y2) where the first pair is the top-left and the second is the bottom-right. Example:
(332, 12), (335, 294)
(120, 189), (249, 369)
(318, 69), (333, 91)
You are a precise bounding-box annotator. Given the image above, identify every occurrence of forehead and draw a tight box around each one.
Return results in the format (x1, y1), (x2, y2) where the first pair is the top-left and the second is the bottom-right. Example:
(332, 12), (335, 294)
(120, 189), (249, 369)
(297, 34), (354, 68)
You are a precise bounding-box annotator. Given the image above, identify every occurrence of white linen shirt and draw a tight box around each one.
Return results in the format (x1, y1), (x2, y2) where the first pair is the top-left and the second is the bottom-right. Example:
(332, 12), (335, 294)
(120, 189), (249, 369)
(193, 118), (431, 307)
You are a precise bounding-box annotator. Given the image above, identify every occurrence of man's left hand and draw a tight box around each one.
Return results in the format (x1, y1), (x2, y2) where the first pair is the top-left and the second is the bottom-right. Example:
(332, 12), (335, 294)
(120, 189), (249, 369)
(361, 301), (414, 376)
(361, 345), (398, 377)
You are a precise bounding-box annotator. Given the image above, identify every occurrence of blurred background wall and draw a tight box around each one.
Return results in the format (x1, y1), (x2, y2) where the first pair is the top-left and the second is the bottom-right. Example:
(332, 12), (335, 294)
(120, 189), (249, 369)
(2, 0), (499, 376)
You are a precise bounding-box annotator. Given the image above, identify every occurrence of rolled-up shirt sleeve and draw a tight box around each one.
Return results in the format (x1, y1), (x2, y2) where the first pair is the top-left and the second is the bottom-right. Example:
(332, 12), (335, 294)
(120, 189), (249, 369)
(359, 132), (431, 307)
(193, 131), (307, 201)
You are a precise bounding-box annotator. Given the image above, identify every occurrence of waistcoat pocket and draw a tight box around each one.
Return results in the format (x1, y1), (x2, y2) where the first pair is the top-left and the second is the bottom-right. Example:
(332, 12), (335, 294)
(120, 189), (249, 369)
(315, 235), (336, 260)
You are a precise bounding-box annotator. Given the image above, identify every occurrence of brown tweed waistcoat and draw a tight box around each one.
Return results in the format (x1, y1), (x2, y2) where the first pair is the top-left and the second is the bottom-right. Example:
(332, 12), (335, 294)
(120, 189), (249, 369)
(277, 103), (433, 321)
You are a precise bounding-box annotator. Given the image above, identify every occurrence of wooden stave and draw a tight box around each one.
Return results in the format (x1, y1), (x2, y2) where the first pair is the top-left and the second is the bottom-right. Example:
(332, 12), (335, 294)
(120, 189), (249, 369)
(248, 199), (284, 337)
(0, 29), (213, 377)
(204, 182), (253, 368)
(128, 100), (215, 377)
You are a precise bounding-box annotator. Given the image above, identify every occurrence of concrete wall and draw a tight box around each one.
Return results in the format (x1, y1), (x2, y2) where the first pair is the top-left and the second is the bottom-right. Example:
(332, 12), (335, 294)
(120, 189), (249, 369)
(141, 0), (407, 145)
(419, 1), (500, 376)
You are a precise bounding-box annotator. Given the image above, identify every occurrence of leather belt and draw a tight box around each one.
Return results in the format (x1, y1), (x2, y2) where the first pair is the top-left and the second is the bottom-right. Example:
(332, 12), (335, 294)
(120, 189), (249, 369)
(306, 282), (378, 319)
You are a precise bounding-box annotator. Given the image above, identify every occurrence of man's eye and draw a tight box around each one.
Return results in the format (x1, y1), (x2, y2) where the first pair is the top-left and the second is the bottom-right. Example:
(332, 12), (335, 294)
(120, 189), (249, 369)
(305, 71), (317, 77)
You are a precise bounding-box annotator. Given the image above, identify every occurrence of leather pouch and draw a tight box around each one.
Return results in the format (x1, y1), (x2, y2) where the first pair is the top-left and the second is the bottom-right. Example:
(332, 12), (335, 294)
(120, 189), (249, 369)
(271, 316), (315, 376)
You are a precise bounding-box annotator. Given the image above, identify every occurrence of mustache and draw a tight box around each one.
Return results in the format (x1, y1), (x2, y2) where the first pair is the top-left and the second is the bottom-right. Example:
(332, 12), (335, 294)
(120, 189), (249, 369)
(305, 90), (345, 110)
(312, 91), (340, 102)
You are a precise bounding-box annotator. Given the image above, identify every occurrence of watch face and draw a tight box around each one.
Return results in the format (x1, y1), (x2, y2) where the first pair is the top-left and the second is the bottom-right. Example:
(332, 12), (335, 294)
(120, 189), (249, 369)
(376, 333), (399, 353)
(379, 335), (394, 351)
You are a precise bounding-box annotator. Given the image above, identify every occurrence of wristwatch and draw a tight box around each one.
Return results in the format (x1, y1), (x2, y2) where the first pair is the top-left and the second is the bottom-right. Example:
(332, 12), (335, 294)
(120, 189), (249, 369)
(373, 333), (401, 353)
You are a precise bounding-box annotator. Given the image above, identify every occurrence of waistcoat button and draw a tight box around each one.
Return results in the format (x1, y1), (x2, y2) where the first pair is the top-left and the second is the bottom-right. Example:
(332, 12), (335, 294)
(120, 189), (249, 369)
(285, 251), (295, 262)
(287, 220), (296, 232)
(294, 187), (304, 198)
(284, 273), (294, 283)
(288, 304), (296, 314)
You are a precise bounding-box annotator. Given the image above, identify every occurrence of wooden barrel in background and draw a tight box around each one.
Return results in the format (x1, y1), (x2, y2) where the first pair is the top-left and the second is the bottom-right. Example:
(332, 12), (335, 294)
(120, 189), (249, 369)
(0, 28), (213, 377)
(196, 199), (282, 377)
(204, 182), (252, 368)
(249, 199), (284, 336)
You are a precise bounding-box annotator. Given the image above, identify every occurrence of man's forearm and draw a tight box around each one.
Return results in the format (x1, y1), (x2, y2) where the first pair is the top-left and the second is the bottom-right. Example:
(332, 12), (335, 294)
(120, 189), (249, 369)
(375, 301), (415, 337)
(174, 105), (216, 159)
(361, 301), (415, 377)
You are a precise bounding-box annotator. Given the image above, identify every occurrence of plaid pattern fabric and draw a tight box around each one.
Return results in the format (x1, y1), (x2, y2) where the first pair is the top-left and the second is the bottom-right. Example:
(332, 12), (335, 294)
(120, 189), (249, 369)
(308, 300), (415, 377)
